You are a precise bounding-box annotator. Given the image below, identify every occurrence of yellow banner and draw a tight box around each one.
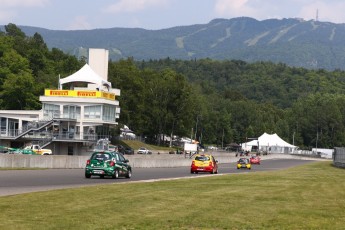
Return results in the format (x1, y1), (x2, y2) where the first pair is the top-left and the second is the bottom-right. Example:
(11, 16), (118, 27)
(45, 90), (115, 101)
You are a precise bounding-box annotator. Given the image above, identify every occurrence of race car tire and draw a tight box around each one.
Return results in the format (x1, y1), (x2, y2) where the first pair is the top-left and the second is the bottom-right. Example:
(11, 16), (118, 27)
(112, 169), (119, 179)
(126, 169), (132, 178)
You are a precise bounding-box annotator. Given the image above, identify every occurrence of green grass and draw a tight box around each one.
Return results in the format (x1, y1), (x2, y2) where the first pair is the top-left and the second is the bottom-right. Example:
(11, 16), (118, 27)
(121, 139), (174, 151)
(1, 161), (345, 229)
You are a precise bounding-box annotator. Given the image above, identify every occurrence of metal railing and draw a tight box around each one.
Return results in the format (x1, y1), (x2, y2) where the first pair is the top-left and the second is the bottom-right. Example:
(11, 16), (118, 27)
(0, 120), (55, 139)
(1, 128), (110, 143)
(21, 119), (54, 133)
(117, 135), (143, 142)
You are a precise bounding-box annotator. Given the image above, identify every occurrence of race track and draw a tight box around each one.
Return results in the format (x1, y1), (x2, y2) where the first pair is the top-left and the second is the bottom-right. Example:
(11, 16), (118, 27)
(0, 159), (316, 196)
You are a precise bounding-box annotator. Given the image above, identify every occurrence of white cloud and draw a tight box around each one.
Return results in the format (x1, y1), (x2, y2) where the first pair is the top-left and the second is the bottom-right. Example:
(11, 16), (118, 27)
(0, 0), (49, 8)
(0, 10), (16, 21)
(0, 0), (49, 26)
(104, 0), (168, 13)
(67, 16), (92, 30)
(214, 0), (256, 17)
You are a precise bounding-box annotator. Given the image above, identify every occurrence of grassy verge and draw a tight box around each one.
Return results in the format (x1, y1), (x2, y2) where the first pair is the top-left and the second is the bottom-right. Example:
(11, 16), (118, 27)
(121, 139), (174, 151)
(1, 161), (345, 229)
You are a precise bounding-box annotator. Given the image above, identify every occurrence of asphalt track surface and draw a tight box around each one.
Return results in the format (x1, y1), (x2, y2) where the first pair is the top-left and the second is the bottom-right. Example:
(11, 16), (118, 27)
(0, 159), (316, 197)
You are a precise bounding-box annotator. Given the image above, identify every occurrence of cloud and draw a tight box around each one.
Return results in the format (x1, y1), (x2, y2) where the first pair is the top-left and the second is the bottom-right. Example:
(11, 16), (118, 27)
(0, 10), (16, 21)
(67, 16), (92, 30)
(0, 0), (49, 25)
(214, 0), (256, 17)
(104, 0), (168, 13)
(0, 0), (49, 8)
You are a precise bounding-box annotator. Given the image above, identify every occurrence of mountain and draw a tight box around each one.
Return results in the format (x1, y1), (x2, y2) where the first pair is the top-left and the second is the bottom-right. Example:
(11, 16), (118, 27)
(4, 17), (345, 70)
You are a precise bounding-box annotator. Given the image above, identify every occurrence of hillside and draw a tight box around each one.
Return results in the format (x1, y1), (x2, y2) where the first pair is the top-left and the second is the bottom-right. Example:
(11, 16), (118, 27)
(2, 24), (345, 148)
(2, 17), (345, 70)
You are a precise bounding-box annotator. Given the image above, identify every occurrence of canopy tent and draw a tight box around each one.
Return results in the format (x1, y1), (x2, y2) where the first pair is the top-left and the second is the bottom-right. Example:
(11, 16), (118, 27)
(242, 132), (297, 154)
(59, 64), (112, 90)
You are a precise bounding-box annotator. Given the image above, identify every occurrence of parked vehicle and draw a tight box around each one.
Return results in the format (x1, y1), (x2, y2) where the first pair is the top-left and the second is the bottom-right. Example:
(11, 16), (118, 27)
(137, 147), (152, 154)
(85, 151), (132, 179)
(1, 146), (37, 155)
(191, 154), (218, 174)
(124, 147), (134, 155)
(108, 144), (117, 152)
(208, 146), (218, 150)
(24, 145), (52, 155)
(184, 143), (198, 158)
(116, 145), (125, 154)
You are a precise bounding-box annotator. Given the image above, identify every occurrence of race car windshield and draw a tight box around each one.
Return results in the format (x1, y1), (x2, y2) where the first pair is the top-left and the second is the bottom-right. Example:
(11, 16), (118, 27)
(195, 156), (210, 161)
(92, 153), (110, 161)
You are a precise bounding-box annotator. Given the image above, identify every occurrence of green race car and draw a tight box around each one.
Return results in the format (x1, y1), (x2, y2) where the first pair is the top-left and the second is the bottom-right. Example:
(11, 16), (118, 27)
(85, 151), (132, 179)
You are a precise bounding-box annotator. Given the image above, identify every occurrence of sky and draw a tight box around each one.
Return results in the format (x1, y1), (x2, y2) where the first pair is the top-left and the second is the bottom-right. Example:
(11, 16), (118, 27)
(1, 0), (345, 31)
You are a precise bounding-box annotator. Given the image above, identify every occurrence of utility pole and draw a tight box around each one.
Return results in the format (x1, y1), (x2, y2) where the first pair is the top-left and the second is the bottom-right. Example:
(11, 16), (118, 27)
(316, 130), (318, 152)
(221, 128), (224, 149)
(200, 130), (203, 145)
(194, 115), (199, 141)
(190, 128), (193, 143)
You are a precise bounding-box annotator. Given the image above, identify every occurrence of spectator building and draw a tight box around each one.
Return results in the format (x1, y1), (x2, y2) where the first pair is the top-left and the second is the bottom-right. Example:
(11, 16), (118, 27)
(0, 49), (120, 155)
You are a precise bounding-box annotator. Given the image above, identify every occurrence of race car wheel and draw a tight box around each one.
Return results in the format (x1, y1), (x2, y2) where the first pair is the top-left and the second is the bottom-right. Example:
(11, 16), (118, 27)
(126, 169), (132, 178)
(85, 173), (91, 178)
(112, 169), (119, 179)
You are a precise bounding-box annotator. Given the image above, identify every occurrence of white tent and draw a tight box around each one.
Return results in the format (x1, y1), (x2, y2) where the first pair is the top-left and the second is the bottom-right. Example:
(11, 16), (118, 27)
(242, 132), (297, 154)
(59, 64), (112, 90)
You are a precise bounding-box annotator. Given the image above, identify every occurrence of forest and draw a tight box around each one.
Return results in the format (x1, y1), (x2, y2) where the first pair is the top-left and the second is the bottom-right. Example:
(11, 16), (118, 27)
(1, 23), (345, 149)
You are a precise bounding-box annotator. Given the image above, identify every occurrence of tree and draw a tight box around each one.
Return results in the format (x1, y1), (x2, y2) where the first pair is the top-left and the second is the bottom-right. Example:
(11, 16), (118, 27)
(4, 23), (28, 57)
(0, 71), (40, 110)
(289, 93), (345, 148)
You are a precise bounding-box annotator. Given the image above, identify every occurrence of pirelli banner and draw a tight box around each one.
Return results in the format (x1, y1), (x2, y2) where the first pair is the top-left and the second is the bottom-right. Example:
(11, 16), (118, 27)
(45, 89), (116, 101)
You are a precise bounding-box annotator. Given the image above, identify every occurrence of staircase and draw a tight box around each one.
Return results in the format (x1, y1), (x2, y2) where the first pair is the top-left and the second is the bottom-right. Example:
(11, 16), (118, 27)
(15, 119), (54, 141)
